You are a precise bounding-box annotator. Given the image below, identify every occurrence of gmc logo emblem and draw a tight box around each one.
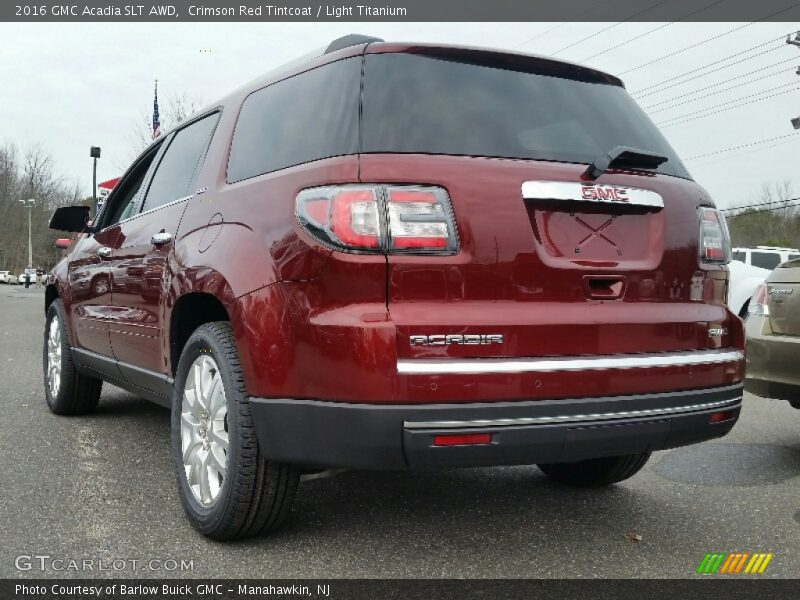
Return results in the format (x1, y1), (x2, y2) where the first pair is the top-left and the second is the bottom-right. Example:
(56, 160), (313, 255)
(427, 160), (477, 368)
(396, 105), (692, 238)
(409, 334), (504, 347)
(581, 185), (629, 202)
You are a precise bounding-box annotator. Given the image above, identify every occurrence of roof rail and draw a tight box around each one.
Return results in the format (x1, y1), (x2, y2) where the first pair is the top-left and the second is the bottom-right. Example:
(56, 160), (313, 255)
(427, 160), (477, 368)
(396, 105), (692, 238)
(325, 34), (384, 54)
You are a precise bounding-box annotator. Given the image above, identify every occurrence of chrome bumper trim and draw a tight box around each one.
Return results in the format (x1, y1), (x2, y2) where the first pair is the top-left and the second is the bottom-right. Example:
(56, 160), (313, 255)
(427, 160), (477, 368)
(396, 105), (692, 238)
(397, 349), (744, 375)
(403, 397), (742, 430)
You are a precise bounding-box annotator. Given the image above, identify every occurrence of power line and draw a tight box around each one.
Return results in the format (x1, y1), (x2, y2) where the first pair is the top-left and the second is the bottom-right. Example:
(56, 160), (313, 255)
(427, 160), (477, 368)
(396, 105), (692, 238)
(725, 198), (800, 218)
(512, 0), (619, 50)
(619, 22), (757, 75)
(551, 0), (676, 56)
(578, 23), (675, 62)
(619, 3), (798, 76)
(640, 58), (797, 108)
(630, 37), (786, 96)
(648, 77), (797, 115)
(656, 86), (799, 127)
(683, 133), (800, 161)
(723, 195), (800, 212)
(577, 0), (729, 63)
(689, 136), (800, 168)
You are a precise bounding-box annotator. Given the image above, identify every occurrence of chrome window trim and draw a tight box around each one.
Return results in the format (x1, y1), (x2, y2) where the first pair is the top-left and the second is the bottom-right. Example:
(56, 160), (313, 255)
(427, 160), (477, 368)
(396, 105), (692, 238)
(521, 180), (664, 208)
(403, 398), (742, 430)
(397, 349), (744, 375)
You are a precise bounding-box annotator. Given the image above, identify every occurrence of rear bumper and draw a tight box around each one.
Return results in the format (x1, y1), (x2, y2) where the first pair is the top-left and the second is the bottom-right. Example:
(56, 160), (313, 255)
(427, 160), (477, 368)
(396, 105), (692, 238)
(250, 384), (743, 470)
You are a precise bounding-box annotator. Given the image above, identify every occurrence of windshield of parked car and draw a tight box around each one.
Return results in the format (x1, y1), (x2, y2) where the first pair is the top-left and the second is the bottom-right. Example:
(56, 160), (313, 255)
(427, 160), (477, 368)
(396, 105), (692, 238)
(361, 52), (691, 179)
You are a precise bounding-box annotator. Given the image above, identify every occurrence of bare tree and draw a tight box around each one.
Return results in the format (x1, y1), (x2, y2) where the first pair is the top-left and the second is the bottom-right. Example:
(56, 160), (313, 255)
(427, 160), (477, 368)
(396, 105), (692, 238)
(120, 91), (204, 168)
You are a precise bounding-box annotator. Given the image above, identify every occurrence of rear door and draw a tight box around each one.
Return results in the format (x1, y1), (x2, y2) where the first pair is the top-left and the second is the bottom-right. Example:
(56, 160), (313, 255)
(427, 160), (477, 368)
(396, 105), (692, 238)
(66, 147), (160, 357)
(107, 112), (220, 375)
(360, 49), (731, 362)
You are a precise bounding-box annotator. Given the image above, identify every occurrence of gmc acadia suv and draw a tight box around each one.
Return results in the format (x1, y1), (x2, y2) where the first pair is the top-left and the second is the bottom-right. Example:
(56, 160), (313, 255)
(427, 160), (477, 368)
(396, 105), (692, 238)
(44, 35), (745, 540)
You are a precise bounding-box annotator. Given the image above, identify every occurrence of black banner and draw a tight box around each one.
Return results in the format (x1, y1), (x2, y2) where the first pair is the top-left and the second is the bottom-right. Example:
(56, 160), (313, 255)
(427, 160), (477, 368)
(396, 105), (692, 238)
(3, 579), (800, 600)
(3, 0), (800, 22)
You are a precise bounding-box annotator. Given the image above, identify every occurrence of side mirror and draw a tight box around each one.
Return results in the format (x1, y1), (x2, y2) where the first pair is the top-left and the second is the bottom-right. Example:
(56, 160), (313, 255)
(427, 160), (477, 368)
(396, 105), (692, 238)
(49, 206), (90, 232)
(54, 238), (71, 249)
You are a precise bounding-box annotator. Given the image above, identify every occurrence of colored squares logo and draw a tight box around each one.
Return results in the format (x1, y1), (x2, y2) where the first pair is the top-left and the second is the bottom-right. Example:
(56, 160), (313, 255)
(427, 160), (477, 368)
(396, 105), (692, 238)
(697, 552), (773, 574)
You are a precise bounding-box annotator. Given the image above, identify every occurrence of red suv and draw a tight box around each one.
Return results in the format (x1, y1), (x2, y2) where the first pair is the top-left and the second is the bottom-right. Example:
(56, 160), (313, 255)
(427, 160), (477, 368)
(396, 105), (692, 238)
(45, 35), (744, 540)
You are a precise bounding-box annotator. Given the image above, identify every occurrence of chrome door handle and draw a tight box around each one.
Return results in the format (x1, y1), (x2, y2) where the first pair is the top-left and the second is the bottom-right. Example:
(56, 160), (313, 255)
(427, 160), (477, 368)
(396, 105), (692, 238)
(96, 247), (112, 258)
(151, 232), (173, 246)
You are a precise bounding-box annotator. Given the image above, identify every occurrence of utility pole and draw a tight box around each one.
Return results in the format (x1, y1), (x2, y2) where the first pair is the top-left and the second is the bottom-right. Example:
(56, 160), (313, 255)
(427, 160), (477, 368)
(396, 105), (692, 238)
(18, 198), (34, 268)
(789, 32), (800, 130)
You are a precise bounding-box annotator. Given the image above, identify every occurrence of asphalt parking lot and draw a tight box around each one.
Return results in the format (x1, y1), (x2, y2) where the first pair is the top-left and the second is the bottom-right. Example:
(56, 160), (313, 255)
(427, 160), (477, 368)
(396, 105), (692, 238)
(1, 285), (798, 579)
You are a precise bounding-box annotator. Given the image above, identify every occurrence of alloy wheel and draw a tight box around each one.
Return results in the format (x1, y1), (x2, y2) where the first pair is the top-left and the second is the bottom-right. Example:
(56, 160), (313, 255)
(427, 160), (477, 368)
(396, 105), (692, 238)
(180, 355), (229, 506)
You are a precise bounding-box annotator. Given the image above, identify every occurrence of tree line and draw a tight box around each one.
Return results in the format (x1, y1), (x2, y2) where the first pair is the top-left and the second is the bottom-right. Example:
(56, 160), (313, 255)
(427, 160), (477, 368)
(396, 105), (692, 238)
(0, 144), (86, 274)
(726, 180), (799, 250)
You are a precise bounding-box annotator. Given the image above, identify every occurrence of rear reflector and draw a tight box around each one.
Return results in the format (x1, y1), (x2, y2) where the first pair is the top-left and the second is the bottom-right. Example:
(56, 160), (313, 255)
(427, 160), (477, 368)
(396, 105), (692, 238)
(296, 184), (457, 254)
(709, 410), (737, 424)
(433, 433), (493, 447)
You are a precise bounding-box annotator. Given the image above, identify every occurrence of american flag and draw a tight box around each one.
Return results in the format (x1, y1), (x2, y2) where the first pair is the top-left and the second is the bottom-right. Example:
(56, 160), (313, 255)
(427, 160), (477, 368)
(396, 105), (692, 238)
(152, 80), (161, 140)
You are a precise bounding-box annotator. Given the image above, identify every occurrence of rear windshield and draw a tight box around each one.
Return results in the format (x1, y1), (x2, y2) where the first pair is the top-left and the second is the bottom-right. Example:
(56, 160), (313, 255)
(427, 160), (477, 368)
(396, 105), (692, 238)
(361, 53), (690, 179)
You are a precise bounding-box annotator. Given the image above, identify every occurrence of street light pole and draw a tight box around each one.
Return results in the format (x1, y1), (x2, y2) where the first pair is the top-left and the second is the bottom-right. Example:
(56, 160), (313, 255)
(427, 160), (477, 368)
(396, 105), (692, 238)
(18, 198), (34, 268)
(90, 146), (101, 216)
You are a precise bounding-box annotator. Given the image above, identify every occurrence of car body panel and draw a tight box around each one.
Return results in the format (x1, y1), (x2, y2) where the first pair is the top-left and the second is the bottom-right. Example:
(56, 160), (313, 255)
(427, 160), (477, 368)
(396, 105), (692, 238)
(47, 40), (745, 471)
(745, 261), (800, 403)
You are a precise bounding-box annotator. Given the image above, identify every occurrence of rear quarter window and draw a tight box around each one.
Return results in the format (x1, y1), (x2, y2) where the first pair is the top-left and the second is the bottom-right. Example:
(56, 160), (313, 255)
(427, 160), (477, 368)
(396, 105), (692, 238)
(227, 57), (361, 183)
(750, 251), (782, 270)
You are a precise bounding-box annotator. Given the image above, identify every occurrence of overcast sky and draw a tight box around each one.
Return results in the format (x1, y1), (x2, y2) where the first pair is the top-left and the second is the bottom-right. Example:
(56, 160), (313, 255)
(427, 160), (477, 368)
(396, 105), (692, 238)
(0, 21), (798, 209)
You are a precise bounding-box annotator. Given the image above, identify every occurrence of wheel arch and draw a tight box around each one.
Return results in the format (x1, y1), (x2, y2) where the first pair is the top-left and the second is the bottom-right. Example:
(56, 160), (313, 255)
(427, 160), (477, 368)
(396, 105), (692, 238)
(168, 291), (234, 375)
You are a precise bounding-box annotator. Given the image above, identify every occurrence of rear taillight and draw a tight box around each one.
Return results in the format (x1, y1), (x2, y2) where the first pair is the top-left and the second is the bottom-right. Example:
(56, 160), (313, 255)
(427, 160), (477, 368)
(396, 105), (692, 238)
(296, 185), (457, 254)
(698, 207), (731, 264)
(749, 283), (770, 316)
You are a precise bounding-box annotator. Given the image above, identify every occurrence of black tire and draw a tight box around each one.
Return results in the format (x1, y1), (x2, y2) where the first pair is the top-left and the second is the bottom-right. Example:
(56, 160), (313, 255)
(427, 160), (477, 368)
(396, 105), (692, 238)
(43, 299), (102, 415)
(171, 321), (299, 540)
(538, 453), (651, 487)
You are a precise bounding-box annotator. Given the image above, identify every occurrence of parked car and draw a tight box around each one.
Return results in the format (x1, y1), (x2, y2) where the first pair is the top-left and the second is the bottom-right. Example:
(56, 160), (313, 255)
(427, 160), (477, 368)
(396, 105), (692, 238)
(18, 268), (37, 285)
(732, 246), (800, 271)
(0, 271), (12, 284)
(727, 259), (770, 317)
(745, 259), (800, 407)
(44, 36), (745, 540)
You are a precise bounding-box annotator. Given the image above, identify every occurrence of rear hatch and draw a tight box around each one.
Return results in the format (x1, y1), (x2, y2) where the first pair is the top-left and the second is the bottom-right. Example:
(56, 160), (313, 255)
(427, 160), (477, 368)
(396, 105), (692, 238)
(767, 260), (800, 336)
(360, 46), (732, 360)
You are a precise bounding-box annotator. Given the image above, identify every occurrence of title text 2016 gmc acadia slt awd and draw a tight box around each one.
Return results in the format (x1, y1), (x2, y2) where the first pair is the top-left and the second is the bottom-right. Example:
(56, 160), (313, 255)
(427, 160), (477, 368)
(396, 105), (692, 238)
(45, 35), (744, 540)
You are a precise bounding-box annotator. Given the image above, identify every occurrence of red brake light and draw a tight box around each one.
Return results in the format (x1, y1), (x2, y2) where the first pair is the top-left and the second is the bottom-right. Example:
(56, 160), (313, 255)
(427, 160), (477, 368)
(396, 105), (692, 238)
(699, 208), (731, 264)
(296, 185), (457, 254)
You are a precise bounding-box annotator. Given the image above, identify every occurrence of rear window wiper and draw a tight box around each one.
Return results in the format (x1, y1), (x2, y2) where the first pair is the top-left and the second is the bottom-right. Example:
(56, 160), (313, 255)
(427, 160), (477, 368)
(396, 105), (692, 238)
(584, 146), (668, 180)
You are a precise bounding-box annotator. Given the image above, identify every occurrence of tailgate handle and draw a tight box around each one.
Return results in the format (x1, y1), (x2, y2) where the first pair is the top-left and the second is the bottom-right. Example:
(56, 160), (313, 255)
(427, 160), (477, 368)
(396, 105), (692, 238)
(583, 275), (626, 300)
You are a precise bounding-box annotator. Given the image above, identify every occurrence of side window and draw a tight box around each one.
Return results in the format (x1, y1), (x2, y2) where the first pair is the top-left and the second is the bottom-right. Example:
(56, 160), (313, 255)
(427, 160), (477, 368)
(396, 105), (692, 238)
(731, 251), (745, 262)
(227, 57), (361, 183)
(101, 145), (161, 227)
(750, 252), (781, 270)
(789, 254), (800, 261)
(141, 113), (220, 213)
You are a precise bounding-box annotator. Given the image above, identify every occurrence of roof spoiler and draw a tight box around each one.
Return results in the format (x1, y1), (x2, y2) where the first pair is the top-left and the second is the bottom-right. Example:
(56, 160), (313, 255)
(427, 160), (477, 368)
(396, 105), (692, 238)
(325, 34), (384, 54)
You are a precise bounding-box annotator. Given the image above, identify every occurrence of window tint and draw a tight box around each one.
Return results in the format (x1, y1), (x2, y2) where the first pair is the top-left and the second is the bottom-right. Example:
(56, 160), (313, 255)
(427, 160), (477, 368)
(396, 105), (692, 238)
(102, 145), (161, 227)
(731, 251), (745, 262)
(750, 252), (781, 270)
(361, 53), (690, 179)
(227, 58), (361, 182)
(142, 113), (220, 212)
